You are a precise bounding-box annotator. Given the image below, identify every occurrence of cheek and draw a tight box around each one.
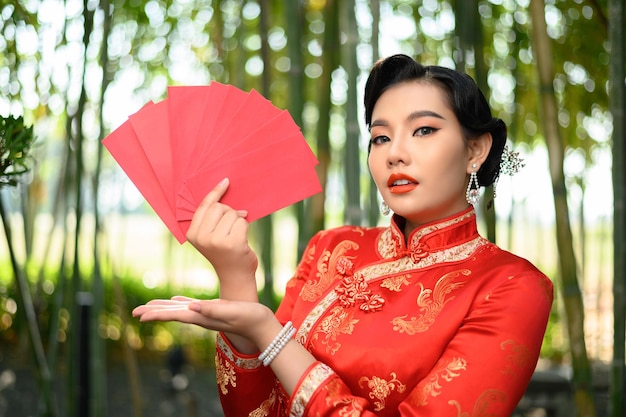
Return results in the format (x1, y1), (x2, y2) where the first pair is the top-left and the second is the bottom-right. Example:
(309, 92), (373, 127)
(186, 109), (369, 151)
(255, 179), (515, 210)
(368, 153), (383, 180)
(428, 153), (467, 187)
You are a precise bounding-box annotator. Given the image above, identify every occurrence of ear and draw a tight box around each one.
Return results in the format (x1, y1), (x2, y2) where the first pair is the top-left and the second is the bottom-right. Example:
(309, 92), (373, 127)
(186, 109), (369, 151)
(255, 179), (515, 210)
(467, 133), (493, 173)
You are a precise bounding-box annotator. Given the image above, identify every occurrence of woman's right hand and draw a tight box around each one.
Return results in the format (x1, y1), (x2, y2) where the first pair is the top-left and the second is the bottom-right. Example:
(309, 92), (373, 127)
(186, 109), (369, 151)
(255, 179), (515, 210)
(186, 178), (259, 298)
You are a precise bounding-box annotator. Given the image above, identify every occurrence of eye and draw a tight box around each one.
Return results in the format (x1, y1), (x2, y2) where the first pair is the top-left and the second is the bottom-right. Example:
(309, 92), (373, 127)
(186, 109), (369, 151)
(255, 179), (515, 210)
(414, 126), (438, 136)
(369, 135), (390, 146)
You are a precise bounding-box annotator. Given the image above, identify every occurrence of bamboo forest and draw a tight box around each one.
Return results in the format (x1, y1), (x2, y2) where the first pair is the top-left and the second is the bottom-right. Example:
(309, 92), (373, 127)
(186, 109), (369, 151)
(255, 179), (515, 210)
(0, 0), (624, 416)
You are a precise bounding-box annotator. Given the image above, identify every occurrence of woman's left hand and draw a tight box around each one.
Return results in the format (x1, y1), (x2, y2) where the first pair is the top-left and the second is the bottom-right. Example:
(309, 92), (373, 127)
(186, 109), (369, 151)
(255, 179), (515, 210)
(134, 296), (317, 395)
(132, 296), (279, 350)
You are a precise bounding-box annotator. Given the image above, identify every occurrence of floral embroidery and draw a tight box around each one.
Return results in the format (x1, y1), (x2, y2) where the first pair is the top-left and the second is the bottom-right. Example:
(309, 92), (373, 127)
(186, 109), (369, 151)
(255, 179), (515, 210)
(297, 239), (484, 346)
(380, 274), (411, 292)
(448, 389), (507, 417)
(301, 241), (359, 301)
(391, 270), (469, 334)
(312, 306), (359, 355)
(335, 270), (386, 312)
(336, 256), (354, 275)
(335, 272), (369, 307)
(358, 372), (406, 411)
(414, 357), (467, 406)
(215, 353), (237, 394)
(500, 339), (532, 376)
(296, 292), (337, 345)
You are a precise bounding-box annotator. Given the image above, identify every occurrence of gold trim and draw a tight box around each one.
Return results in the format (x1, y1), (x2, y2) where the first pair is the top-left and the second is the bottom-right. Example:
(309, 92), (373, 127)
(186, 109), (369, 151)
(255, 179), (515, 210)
(296, 236), (488, 346)
(216, 333), (261, 370)
(289, 363), (335, 417)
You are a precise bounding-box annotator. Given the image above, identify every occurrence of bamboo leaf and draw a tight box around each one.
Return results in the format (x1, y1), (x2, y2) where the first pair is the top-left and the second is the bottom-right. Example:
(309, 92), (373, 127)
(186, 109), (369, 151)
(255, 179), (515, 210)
(0, 115), (34, 188)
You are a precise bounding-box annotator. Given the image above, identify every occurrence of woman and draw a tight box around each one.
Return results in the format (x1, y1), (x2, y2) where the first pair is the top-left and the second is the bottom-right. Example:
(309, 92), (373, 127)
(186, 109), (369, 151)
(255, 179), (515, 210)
(133, 54), (553, 416)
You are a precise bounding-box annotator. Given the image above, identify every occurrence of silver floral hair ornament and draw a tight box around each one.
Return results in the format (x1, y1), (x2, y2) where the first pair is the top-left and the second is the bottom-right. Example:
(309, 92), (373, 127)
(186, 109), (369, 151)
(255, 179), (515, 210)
(499, 145), (525, 177)
(489, 145), (525, 208)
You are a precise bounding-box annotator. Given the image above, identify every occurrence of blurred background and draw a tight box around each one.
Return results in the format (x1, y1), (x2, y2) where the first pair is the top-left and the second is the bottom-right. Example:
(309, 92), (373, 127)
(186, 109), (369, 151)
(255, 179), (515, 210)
(0, 0), (624, 416)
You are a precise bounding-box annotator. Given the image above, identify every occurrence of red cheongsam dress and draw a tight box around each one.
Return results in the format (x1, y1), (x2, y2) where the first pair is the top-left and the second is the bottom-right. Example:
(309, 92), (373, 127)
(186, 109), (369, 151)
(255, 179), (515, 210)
(214, 207), (554, 416)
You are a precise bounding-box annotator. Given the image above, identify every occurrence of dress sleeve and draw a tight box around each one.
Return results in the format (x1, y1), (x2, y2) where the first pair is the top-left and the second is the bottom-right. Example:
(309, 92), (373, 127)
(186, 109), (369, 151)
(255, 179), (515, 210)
(215, 231), (326, 417)
(215, 333), (290, 416)
(287, 270), (553, 417)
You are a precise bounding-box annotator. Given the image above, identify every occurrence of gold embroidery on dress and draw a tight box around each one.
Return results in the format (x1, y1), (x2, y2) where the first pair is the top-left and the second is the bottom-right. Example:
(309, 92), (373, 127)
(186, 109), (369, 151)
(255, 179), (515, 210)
(358, 372), (406, 411)
(379, 210), (476, 259)
(291, 363), (335, 417)
(381, 274), (411, 292)
(335, 271), (386, 312)
(249, 385), (278, 417)
(367, 237), (487, 281)
(215, 353), (237, 394)
(330, 399), (364, 417)
(216, 333), (261, 369)
(326, 387), (365, 417)
(290, 242), (318, 289)
(296, 241), (484, 346)
(448, 389), (507, 417)
(295, 213), (486, 348)
(391, 270), (469, 334)
(500, 339), (532, 376)
(414, 357), (466, 406)
(311, 306), (359, 355)
(296, 291), (338, 345)
(301, 240), (359, 302)
(409, 210), (475, 244)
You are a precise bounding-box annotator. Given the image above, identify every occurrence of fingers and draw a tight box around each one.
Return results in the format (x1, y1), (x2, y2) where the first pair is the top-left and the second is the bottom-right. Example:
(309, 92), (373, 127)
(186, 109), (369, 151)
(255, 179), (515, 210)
(133, 298), (273, 353)
(210, 208), (244, 237)
(133, 298), (232, 331)
(171, 295), (197, 302)
(193, 178), (230, 221)
(186, 178), (249, 243)
(187, 178), (230, 239)
(132, 299), (189, 317)
(132, 298), (207, 326)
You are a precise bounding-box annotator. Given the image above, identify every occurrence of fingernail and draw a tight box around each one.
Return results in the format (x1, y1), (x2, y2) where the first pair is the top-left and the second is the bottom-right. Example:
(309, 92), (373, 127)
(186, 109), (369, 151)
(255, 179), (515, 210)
(218, 178), (229, 187)
(189, 302), (201, 312)
(237, 210), (248, 217)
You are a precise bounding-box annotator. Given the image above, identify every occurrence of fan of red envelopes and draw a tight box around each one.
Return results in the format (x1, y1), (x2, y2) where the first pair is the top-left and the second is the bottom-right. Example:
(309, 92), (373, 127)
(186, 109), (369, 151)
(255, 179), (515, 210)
(102, 82), (321, 244)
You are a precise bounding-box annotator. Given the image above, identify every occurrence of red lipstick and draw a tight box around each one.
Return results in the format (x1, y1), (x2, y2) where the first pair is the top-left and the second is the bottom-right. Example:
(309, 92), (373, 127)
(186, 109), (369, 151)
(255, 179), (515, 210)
(387, 173), (418, 194)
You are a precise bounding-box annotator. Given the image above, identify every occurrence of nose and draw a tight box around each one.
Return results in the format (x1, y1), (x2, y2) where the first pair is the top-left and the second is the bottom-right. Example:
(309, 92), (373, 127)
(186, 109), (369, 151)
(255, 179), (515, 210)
(387, 136), (410, 167)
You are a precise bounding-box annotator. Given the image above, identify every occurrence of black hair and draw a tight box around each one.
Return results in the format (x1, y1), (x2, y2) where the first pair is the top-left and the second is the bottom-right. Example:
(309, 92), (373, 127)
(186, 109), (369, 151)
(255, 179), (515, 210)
(363, 54), (506, 187)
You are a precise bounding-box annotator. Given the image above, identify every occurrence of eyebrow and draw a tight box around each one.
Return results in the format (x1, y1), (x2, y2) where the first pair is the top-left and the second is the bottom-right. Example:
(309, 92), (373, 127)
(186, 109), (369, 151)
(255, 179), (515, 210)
(370, 110), (445, 130)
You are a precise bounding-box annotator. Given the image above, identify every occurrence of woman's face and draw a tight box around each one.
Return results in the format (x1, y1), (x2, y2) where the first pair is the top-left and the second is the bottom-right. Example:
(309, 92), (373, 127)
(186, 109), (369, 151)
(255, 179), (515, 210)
(368, 81), (474, 230)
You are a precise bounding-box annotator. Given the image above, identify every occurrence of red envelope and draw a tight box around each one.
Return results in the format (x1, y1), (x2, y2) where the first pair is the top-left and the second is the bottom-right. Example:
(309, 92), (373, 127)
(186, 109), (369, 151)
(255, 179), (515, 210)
(128, 100), (175, 208)
(102, 83), (321, 243)
(102, 119), (187, 243)
(177, 131), (319, 221)
(183, 145), (321, 222)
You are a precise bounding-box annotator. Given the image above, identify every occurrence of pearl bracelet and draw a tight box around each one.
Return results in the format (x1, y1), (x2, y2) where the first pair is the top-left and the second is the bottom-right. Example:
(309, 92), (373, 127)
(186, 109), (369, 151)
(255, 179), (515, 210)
(262, 326), (296, 367)
(258, 321), (296, 366)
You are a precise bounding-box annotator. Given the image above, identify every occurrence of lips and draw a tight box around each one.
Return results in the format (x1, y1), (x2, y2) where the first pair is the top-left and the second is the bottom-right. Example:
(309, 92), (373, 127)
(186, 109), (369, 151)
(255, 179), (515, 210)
(387, 173), (418, 194)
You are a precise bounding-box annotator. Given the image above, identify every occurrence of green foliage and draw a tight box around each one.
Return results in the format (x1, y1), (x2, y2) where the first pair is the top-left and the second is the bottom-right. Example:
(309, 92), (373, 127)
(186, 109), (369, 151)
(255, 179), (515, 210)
(0, 268), (222, 364)
(0, 115), (34, 188)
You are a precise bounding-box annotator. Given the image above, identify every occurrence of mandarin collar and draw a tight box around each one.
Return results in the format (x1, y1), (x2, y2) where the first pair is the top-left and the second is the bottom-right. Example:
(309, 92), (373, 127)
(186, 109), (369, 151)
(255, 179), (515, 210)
(377, 207), (479, 263)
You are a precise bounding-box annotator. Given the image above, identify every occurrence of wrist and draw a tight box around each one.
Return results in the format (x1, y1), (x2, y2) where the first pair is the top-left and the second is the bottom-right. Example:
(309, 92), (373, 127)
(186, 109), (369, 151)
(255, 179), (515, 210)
(232, 307), (277, 349)
(216, 272), (259, 302)
(258, 321), (296, 366)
